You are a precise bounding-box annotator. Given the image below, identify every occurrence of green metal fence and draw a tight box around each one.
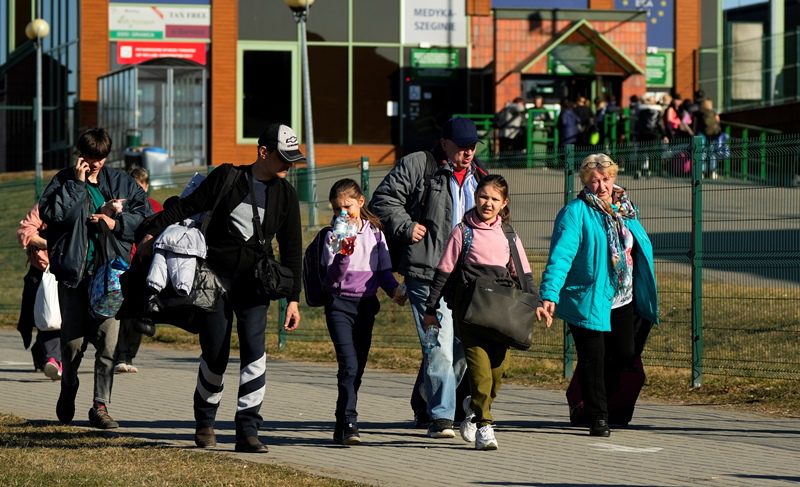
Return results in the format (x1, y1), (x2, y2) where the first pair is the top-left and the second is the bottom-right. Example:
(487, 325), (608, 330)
(1, 135), (798, 384)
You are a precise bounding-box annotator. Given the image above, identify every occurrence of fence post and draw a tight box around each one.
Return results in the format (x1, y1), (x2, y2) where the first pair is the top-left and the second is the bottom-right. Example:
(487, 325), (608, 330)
(691, 136), (704, 388)
(724, 126), (731, 177)
(526, 111), (534, 169)
(759, 131), (767, 182)
(562, 144), (576, 379)
(360, 156), (370, 199)
(278, 299), (288, 350)
(742, 128), (749, 180)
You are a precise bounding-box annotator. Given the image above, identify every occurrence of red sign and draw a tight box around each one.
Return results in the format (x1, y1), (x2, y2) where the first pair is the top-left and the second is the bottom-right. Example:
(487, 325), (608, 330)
(117, 41), (207, 65)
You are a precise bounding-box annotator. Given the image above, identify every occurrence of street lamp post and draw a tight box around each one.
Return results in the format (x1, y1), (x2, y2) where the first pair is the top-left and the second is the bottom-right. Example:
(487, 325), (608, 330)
(25, 18), (50, 199)
(284, 0), (317, 227)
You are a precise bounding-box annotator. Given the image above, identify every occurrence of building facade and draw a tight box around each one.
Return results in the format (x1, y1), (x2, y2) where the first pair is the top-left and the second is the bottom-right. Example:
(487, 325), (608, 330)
(1, 0), (704, 171)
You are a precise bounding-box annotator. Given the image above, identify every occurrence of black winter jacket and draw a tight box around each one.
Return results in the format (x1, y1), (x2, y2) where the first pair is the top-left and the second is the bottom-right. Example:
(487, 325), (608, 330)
(139, 164), (303, 302)
(39, 166), (151, 287)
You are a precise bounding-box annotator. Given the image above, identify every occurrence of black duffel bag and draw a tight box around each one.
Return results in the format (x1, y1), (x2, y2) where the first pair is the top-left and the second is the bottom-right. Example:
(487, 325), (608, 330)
(459, 276), (538, 350)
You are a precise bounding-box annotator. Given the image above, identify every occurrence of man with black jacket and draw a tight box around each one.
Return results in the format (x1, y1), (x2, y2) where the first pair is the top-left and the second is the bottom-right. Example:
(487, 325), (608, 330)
(370, 118), (488, 439)
(138, 123), (303, 453)
(39, 128), (151, 429)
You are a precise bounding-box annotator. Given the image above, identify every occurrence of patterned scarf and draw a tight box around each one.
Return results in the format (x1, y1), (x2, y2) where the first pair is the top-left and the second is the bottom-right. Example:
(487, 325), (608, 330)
(579, 184), (638, 289)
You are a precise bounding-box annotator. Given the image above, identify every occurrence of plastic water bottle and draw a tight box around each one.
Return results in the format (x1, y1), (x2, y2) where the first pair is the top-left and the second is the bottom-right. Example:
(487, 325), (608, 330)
(423, 312), (442, 354)
(329, 209), (356, 254)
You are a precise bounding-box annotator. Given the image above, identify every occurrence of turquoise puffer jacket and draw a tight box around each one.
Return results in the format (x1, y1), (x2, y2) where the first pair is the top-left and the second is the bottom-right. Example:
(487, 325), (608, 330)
(539, 198), (658, 331)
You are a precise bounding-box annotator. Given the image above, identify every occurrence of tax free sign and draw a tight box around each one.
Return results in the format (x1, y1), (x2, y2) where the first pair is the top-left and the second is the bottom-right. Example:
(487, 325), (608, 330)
(403, 0), (467, 47)
(109, 3), (210, 41)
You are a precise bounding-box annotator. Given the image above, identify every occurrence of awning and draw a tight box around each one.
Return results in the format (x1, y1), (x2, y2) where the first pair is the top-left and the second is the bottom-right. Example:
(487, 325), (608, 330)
(512, 19), (644, 77)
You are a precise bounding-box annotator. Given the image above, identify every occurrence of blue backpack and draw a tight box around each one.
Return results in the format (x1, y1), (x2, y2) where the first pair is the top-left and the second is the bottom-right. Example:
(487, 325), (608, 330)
(302, 226), (331, 307)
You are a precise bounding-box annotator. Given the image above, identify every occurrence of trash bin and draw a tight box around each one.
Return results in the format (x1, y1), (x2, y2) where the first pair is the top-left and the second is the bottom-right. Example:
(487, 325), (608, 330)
(126, 129), (142, 148)
(142, 147), (174, 189)
(294, 167), (310, 202)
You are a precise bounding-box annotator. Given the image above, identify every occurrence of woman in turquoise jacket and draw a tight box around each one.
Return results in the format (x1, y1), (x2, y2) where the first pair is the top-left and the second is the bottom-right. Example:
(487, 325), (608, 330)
(540, 153), (658, 437)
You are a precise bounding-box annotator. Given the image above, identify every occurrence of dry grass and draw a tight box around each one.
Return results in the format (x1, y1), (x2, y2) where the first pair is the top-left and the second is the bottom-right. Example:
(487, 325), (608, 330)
(0, 413), (366, 487)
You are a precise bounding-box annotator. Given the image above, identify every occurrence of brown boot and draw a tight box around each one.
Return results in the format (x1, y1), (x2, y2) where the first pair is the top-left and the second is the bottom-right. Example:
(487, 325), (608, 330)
(194, 426), (216, 448)
(234, 435), (268, 453)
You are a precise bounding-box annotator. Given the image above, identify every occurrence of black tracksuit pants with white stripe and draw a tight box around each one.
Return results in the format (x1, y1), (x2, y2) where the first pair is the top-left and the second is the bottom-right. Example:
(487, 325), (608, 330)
(194, 277), (269, 439)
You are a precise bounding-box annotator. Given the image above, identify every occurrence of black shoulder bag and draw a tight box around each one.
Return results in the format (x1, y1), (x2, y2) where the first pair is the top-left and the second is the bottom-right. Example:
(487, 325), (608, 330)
(248, 174), (294, 300)
(457, 223), (539, 350)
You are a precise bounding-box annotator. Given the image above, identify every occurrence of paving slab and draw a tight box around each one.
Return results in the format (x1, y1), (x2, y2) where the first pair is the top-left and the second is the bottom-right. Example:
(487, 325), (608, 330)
(1, 330), (798, 486)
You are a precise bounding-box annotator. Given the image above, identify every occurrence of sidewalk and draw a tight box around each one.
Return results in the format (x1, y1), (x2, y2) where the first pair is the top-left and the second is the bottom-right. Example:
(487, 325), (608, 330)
(1, 329), (798, 486)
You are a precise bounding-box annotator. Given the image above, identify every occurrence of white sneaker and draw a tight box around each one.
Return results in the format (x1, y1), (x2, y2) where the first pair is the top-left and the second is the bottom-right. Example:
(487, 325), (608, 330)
(460, 396), (477, 443)
(475, 424), (498, 450)
(114, 363), (130, 374)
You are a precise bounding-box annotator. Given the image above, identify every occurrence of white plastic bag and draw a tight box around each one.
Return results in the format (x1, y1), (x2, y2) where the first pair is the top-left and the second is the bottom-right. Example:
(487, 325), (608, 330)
(34, 266), (61, 331)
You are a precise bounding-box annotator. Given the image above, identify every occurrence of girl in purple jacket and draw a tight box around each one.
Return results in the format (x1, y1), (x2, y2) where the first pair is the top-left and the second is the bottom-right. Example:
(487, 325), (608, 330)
(323, 178), (406, 445)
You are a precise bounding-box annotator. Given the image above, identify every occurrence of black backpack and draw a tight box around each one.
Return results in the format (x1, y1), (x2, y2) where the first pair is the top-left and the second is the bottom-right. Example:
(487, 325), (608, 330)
(302, 226), (331, 307)
(636, 108), (660, 137)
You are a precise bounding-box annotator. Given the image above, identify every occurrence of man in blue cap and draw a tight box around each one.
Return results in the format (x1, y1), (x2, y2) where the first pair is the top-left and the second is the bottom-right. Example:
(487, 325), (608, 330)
(370, 117), (488, 438)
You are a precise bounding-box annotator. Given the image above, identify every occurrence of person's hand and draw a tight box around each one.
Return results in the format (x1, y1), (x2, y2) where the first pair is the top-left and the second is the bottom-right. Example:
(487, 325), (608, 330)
(28, 234), (47, 250)
(74, 157), (90, 182)
(284, 301), (301, 331)
(392, 285), (407, 305)
(89, 213), (116, 230)
(137, 234), (155, 257)
(339, 235), (356, 256)
(422, 313), (439, 331)
(536, 307), (553, 328)
(411, 223), (427, 243)
(543, 300), (556, 317)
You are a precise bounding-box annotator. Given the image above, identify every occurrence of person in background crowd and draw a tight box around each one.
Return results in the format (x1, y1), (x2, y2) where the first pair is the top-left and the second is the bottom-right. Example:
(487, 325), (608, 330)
(114, 166), (163, 374)
(39, 127), (151, 429)
(540, 154), (658, 438)
(633, 95), (667, 178)
(694, 97), (724, 179)
(495, 97), (527, 154)
(574, 96), (595, 146)
(16, 203), (62, 380)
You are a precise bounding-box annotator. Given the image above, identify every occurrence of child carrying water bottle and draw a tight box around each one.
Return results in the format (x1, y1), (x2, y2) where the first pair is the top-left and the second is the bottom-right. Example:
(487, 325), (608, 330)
(322, 178), (406, 445)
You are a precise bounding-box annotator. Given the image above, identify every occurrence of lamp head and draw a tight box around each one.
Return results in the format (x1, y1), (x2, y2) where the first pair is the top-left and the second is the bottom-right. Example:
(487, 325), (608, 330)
(25, 19), (50, 40)
(283, 0), (315, 11)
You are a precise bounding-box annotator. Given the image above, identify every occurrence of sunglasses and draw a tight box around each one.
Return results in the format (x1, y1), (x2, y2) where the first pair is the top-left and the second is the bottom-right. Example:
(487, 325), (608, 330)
(581, 159), (614, 169)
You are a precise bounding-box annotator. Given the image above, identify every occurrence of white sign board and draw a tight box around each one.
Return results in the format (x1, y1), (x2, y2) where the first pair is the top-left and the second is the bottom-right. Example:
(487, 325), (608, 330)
(110, 4), (211, 41)
(403, 0), (467, 47)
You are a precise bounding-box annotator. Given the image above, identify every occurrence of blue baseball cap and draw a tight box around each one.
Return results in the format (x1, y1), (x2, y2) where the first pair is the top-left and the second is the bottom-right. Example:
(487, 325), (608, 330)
(441, 118), (482, 148)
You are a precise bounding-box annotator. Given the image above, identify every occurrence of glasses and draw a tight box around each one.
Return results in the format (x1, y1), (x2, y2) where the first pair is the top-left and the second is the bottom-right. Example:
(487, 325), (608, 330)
(580, 158), (614, 169)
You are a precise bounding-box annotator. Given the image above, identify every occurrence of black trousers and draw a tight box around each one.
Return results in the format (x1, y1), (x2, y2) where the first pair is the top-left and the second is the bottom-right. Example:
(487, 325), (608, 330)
(114, 318), (142, 365)
(18, 266), (61, 368)
(193, 277), (269, 439)
(569, 302), (636, 422)
(324, 295), (379, 424)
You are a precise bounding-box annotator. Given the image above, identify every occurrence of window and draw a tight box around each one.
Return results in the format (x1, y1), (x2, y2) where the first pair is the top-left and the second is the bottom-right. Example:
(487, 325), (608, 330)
(242, 50), (293, 138)
(353, 47), (399, 144)
(308, 46), (348, 143)
(239, 0), (296, 41)
(306, 0), (348, 42)
(353, 0), (400, 43)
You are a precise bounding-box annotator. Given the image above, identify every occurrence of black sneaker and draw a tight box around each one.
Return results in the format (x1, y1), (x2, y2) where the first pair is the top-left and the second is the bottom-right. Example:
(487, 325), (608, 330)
(56, 380), (79, 425)
(88, 404), (119, 429)
(413, 411), (430, 429)
(342, 422), (361, 446)
(427, 418), (455, 438)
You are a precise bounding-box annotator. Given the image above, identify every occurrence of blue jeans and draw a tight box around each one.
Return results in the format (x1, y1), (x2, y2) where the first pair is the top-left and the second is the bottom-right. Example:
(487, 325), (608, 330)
(324, 295), (379, 423)
(406, 277), (466, 421)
